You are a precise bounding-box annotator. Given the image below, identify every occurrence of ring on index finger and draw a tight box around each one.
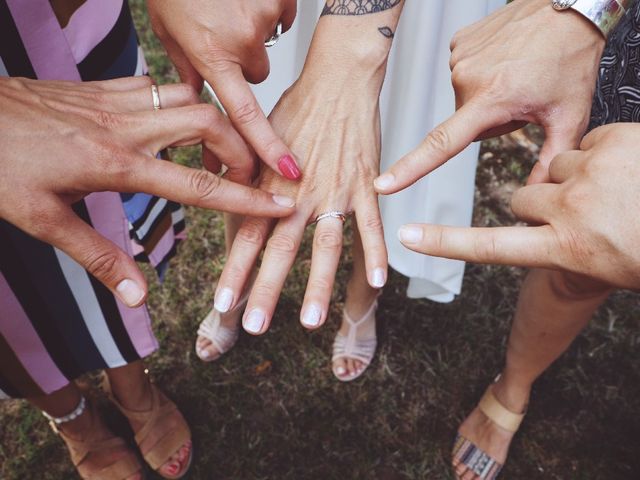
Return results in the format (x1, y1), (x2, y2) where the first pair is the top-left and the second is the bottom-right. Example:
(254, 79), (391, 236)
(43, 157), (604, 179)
(265, 22), (283, 47)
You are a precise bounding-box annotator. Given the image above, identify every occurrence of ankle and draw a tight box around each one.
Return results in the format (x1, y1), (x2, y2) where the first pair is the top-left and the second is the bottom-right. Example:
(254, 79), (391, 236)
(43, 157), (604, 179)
(493, 374), (531, 414)
(110, 376), (152, 412)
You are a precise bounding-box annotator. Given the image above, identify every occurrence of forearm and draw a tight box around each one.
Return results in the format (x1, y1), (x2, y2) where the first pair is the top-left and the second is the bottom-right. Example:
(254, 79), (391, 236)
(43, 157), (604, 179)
(298, 0), (405, 95)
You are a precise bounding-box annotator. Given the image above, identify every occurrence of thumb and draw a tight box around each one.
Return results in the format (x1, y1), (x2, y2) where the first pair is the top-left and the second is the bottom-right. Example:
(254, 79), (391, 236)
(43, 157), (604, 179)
(41, 205), (148, 308)
(528, 123), (583, 185)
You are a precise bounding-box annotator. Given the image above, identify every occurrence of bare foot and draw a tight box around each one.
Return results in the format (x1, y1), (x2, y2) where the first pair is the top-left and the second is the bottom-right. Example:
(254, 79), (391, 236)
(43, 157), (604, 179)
(452, 377), (530, 479)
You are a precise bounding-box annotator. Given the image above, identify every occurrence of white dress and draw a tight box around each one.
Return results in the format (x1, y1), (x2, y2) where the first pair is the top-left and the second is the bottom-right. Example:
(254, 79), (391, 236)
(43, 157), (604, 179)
(253, 0), (504, 303)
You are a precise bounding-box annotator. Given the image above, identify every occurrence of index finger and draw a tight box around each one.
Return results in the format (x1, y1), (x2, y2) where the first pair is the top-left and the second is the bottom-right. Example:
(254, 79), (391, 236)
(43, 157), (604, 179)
(374, 100), (509, 195)
(204, 62), (302, 181)
(114, 157), (296, 217)
(397, 223), (558, 269)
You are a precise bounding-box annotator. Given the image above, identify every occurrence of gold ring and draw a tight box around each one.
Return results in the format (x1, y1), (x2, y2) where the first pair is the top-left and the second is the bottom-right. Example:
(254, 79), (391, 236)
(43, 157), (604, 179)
(151, 84), (161, 111)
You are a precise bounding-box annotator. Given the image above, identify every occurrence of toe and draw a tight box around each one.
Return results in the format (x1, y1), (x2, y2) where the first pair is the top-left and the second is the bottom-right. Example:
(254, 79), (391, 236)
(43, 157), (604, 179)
(454, 463), (467, 478)
(462, 469), (476, 480)
(160, 459), (181, 478)
(332, 358), (348, 379)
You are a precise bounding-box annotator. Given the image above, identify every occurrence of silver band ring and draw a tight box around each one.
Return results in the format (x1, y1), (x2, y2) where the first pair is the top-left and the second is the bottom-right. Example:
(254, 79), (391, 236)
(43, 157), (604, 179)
(314, 211), (349, 224)
(151, 84), (161, 111)
(265, 22), (283, 47)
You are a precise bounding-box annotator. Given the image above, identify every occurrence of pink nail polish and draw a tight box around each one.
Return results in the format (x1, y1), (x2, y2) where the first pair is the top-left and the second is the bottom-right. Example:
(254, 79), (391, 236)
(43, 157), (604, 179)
(278, 155), (301, 180)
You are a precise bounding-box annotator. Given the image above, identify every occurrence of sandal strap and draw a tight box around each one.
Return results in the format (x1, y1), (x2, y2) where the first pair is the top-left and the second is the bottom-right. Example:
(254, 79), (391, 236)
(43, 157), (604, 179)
(197, 310), (239, 354)
(332, 333), (377, 365)
(478, 385), (525, 433)
(104, 377), (191, 473)
(452, 434), (503, 480)
(82, 454), (142, 480)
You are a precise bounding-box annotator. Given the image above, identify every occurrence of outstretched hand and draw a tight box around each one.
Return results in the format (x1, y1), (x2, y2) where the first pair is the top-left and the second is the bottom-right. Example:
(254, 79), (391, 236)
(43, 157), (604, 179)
(397, 124), (640, 290)
(147, 0), (302, 180)
(374, 0), (605, 195)
(0, 77), (294, 307)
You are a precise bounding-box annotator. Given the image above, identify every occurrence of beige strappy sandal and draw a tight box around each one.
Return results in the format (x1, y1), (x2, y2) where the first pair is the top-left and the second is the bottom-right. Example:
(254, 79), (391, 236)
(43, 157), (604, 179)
(103, 377), (192, 480)
(48, 399), (144, 480)
(452, 378), (526, 480)
(195, 291), (250, 362)
(331, 299), (378, 382)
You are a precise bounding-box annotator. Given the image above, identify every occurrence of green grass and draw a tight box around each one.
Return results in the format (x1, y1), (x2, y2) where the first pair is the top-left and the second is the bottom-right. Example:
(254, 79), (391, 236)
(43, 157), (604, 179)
(2, 3), (640, 479)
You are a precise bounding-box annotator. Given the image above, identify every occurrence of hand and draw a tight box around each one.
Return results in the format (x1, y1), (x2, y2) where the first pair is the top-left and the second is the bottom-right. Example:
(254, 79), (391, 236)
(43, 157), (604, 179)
(146, 0), (301, 180)
(214, 68), (388, 335)
(375, 0), (605, 194)
(396, 124), (640, 290)
(0, 76), (295, 307)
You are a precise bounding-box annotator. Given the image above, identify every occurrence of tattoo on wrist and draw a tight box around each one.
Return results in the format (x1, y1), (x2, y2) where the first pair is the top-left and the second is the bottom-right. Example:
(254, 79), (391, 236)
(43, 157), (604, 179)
(378, 27), (394, 38)
(321, 0), (402, 16)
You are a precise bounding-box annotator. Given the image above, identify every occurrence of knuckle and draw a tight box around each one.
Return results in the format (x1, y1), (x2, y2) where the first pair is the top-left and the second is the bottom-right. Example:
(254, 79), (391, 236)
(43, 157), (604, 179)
(360, 215), (383, 234)
(267, 232), (297, 254)
(423, 127), (451, 156)
(314, 229), (342, 250)
(236, 220), (266, 246)
(232, 101), (261, 126)
(94, 110), (121, 129)
(83, 249), (121, 283)
(193, 104), (221, 132)
(307, 277), (333, 293)
(251, 282), (277, 300)
(188, 169), (222, 201)
(473, 233), (499, 262)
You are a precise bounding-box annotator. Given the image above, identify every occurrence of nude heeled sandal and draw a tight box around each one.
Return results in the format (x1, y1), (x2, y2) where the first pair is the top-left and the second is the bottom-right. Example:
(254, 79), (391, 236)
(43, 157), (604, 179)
(331, 299), (379, 382)
(102, 376), (192, 480)
(451, 377), (526, 480)
(46, 396), (144, 480)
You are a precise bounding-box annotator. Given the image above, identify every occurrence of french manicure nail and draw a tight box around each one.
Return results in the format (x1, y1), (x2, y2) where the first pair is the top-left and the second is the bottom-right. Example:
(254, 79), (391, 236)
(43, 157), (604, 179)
(371, 268), (386, 288)
(116, 279), (145, 307)
(214, 287), (234, 313)
(278, 155), (302, 180)
(272, 194), (296, 208)
(398, 225), (423, 244)
(244, 309), (265, 334)
(302, 304), (322, 328)
(374, 173), (395, 191)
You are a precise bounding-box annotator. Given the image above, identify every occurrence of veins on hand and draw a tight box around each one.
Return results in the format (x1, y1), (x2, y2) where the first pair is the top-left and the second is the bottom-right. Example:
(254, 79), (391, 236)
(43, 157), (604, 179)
(321, 0), (402, 16)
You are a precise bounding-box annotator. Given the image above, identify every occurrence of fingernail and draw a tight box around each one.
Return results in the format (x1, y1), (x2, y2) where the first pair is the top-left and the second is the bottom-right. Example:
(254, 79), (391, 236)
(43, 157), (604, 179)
(302, 304), (322, 328)
(214, 287), (234, 313)
(374, 173), (395, 191)
(371, 268), (386, 288)
(244, 309), (265, 334)
(278, 155), (302, 180)
(116, 279), (145, 307)
(398, 225), (423, 244)
(272, 194), (296, 208)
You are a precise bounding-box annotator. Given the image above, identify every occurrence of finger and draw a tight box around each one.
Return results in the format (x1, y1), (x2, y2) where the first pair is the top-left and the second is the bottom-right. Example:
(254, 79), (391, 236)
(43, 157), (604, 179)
(48, 83), (202, 113)
(548, 150), (584, 184)
(215, 216), (273, 313)
(242, 214), (307, 335)
(397, 223), (557, 268)
(203, 61), (301, 180)
(475, 120), (528, 142)
(300, 218), (344, 329)
(39, 204), (148, 308)
(528, 123), (584, 185)
(157, 32), (204, 93)
(280, 0), (298, 32)
(354, 193), (388, 288)
(126, 104), (255, 183)
(510, 184), (558, 224)
(115, 156), (296, 217)
(374, 100), (509, 194)
(31, 76), (154, 93)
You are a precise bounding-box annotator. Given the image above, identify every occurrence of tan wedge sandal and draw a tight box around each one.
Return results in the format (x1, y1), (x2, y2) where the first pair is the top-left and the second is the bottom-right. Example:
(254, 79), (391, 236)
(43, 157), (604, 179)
(46, 396), (144, 480)
(102, 377), (193, 480)
(451, 378), (526, 480)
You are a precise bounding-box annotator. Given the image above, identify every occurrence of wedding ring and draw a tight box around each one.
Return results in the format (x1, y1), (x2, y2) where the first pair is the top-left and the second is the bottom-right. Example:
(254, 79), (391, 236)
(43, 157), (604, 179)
(151, 84), (161, 111)
(265, 22), (283, 47)
(314, 211), (349, 224)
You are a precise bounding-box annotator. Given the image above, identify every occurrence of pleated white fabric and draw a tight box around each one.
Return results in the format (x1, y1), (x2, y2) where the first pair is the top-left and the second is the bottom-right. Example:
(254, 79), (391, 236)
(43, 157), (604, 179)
(253, 0), (504, 303)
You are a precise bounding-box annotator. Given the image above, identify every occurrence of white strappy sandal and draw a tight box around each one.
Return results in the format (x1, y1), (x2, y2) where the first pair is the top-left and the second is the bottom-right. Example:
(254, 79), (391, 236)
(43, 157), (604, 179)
(331, 299), (378, 382)
(195, 292), (249, 362)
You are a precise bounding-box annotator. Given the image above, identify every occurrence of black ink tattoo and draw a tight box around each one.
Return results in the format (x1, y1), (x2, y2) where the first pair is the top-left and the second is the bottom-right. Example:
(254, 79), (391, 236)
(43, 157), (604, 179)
(378, 26), (394, 38)
(321, 0), (402, 16)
